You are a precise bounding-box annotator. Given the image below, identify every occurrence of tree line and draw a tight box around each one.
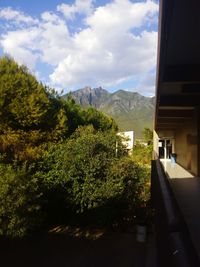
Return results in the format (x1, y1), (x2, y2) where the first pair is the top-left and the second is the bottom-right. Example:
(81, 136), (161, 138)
(0, 57), (150, 237)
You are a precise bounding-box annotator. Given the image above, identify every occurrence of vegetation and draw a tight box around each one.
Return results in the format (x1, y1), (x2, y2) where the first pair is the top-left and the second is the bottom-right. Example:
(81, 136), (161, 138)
(0, 56), (151, 237)
(143, 127), (153, 145)
(132, 142), (152, 166)
(67, 87), (154, 137)
(0, 161), (45, 237)
(132, 128), (153, 166)
(130, 128), (153, 224)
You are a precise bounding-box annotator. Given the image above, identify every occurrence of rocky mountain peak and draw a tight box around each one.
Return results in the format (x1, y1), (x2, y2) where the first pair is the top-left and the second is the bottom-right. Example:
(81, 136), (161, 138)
(63, 87), (155, 137)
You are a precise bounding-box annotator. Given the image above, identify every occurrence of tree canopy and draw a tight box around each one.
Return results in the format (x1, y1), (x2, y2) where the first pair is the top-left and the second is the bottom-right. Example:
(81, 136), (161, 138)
(0, 56), (150, 237)
(0, 56), (117, 163)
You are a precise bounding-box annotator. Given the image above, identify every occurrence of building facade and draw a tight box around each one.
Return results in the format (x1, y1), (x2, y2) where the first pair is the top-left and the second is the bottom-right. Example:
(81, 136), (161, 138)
(152, 0), (200, 266)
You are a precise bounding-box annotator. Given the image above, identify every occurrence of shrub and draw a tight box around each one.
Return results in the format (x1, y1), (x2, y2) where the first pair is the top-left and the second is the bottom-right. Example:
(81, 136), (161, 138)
(132, 141), (153, 166)
(109, 157), (150, 220)
(39, 126), (126, 212)
(0, 163), (44, 237)
(37, 126), (150, 226)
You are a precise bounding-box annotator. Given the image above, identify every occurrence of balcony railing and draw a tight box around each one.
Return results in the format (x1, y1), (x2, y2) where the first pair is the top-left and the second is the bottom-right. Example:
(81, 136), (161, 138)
(151, 160), (200, 267)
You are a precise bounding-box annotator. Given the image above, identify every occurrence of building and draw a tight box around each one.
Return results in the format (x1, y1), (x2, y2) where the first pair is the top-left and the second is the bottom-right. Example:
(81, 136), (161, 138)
(152, 0), (200, 266)
(118, 131), (134, 153)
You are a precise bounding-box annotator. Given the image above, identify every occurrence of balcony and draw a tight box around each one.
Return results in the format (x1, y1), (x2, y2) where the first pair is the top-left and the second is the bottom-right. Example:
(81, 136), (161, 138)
(151, 159), (200, 266)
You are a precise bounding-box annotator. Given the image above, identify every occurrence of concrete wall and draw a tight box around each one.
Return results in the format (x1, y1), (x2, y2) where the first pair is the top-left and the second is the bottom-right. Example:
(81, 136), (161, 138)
(175, 119), (197, 175)
(154, 119), (198, 175)
(153, 131), (159, 159)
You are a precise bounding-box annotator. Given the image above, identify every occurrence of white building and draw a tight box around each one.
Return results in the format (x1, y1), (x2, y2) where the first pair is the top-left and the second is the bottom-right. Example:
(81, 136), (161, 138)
(118, 131), (135, 152)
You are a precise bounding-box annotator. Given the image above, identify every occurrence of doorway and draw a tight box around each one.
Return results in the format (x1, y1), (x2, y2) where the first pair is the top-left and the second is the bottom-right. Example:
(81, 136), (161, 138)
(158, 139), (172, 159)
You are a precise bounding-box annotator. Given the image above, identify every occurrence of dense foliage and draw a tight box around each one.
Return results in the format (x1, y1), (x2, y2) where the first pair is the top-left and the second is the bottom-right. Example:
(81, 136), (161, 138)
(132, 128), (153, 166)
(131, 128), (153, 223)
(0, 163), (44, 237)
(132, 141), (153, 166)
(35, 126), (125, 222)
(142, 127), (153, 145)
(0, 57), (150, 237)
(0, 56), (117, 163)
(34, 126), (150, 227)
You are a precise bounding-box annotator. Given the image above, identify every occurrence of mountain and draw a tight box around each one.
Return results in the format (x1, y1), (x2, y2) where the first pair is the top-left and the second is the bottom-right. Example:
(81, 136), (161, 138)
(63, 86), (155, 138)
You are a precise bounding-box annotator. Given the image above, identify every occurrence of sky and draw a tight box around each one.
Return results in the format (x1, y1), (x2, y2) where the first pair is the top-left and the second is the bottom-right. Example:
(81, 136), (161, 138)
(0, 0), (159, 96)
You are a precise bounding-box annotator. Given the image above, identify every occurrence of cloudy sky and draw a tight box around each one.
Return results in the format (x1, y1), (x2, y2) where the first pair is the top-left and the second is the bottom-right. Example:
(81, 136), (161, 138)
(0, 0), (159, 95)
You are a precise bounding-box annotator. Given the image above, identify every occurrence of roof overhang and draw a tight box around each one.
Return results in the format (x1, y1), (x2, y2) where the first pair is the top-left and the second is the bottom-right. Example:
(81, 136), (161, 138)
(155, 0), (200, 130)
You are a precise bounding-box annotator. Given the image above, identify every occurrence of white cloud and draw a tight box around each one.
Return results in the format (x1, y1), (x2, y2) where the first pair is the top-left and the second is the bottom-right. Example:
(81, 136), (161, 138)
(51, 0), (158, 92)
(86, 0), (158, 32)
(0, 7), (38, 25)
(39, 12), (71, 65)
(0, 11), (70, 69)
(1, 27), (40, 68)
(57, 0), (94, 20)
(41, 11), (60, 23)
(137, 72), (156, 96)
(0, 0), (158, 95)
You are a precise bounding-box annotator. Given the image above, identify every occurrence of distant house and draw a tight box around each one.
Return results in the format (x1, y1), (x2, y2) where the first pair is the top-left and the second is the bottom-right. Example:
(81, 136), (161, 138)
(117, 131), (134, 153)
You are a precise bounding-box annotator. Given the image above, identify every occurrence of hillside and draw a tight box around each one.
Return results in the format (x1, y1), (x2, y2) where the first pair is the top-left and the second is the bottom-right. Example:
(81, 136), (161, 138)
(63, 87), (155, 138)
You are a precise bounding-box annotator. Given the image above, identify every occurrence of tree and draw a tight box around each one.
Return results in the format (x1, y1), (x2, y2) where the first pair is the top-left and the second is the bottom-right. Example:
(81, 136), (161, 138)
(0, 163), (44, 237)
(36, 126), (150, 226)
(63, 94), (118, 133)
(63, 94), (85, 135)
(0, 57), (49, 130)
(0, 57), (119, 163)
(1, 57), (136, 234)
(0, 56), (69, 162)
(109, 157), (150, 221)
(142, 127), (153, 145)
(39, 126), (125, 213)
(84, 107), (118, 132)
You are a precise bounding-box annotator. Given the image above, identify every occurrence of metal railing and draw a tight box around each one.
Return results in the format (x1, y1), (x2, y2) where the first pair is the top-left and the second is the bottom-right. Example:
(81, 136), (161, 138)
(151, 160), (200, 267)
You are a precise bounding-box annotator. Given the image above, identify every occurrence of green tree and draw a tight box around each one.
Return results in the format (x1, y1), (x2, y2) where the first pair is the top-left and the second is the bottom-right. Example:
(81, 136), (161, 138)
(109, 157), (150, 220)
(0, 56), (119, 163)
(63, 94), (85, 135)
(142, 127), (153, 145)
(0, 56), (69, 162)
(36, 126), (150, 226)
(0, 163), (44, 237)
(39, 126), (125, 213)
(63, 94), (118, 133)
(84, 107), (118, 132)
(1, 56), (150, 235)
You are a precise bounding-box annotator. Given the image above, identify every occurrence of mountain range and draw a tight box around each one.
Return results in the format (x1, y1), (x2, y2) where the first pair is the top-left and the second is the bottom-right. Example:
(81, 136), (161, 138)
(63, 87), (155, 138)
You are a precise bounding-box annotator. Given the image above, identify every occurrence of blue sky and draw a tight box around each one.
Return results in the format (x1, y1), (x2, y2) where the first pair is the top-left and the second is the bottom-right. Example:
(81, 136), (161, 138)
(0, 0), (158, 95)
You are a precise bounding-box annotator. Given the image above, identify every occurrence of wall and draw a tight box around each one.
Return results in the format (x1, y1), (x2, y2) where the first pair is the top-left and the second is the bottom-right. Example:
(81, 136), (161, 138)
(154, 121), (198, 175)
(175, 119), (197, 175)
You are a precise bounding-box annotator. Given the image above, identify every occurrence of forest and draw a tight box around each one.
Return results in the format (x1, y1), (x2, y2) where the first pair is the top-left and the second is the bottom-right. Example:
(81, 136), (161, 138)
(0, 56), (150, 238)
